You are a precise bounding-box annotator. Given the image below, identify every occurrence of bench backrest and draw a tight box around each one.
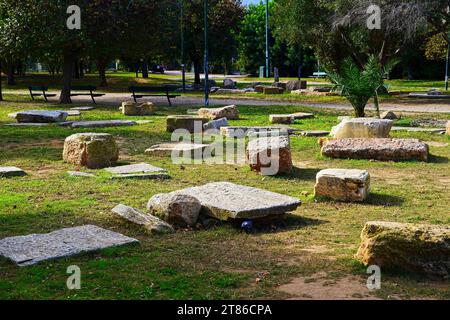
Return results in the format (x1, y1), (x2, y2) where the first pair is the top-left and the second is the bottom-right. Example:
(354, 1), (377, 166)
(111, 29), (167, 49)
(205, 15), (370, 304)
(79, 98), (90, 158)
(71, 85), (97, 91)
(129, 85), (178, 93)
(29, 86), (49, 91)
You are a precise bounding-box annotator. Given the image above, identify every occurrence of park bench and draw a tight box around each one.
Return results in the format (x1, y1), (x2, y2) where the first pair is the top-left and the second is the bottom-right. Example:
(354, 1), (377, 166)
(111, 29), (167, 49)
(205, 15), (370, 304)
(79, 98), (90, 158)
(28, 86), (57, 102)
(70, 85), (105, 104)
(129, 85), (181, 106)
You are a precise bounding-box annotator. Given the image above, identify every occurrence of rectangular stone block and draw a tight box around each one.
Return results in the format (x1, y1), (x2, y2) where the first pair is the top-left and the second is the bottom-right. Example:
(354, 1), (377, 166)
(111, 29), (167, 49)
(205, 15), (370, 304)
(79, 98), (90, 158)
(321, 138), (429, 162)
(0, 167), (26, 178)
(315, 169), (370, 202)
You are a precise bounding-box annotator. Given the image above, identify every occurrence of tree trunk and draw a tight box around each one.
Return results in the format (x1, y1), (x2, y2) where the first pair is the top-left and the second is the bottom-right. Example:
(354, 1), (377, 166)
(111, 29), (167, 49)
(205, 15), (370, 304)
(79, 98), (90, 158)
(0, 61), (3, 101)
(98, 58), (108, 88)
(142, 61), (149, 78)
(193, 58), (201, 85)
(60, 53), (74, 104)
(79, 61), (84, 77)
(7, 64), (15, 85)
(74, 60), (80, 79)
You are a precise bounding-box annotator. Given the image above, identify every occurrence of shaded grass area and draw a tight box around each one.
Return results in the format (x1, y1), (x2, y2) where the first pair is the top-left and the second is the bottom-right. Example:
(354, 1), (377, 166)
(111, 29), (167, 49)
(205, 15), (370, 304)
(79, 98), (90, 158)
(0, 100), (449, 300)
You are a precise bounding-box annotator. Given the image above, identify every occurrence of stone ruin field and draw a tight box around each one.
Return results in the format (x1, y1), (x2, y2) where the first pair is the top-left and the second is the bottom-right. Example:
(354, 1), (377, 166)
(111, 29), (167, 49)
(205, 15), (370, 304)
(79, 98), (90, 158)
(0, 99), (449, 300)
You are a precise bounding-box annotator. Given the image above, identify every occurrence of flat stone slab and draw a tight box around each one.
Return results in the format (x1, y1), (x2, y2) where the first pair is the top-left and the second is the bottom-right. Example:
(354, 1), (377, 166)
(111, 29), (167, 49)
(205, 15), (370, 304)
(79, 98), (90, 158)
(66, 110), (81, 116)
(68, 120), (137, 129)
(111, 173), (171, 180)
(391, 126), (446, 134)
(67, 171), (96, 178)
(0, 225), (138, 266)
(4, 123), (51, 127)
(291, 112), (314, 120)
(16, 110), (68, 123)
(0, 167), (26, 178)
(410, 119), (448, 128)
(70, 106), (95, 111)
(321, 138), (429, 162)
(105, 162), (166, 175)
(409, 93), (450, 99)
(177, 182), (301, 220)
(221, 126), (298, 138)
(300, 130), (330, 137)
(145, 142), (209, 157)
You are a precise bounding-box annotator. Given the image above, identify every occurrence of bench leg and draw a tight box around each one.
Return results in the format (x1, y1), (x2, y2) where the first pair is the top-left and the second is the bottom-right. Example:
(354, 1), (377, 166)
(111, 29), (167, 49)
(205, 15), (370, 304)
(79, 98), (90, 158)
(167, 95), (172, 106)
(91, 95), (96, 104)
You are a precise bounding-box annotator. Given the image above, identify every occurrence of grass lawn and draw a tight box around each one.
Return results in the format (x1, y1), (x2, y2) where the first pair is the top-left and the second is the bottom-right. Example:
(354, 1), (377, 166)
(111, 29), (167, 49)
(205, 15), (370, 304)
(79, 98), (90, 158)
(0, 97), (449, 300)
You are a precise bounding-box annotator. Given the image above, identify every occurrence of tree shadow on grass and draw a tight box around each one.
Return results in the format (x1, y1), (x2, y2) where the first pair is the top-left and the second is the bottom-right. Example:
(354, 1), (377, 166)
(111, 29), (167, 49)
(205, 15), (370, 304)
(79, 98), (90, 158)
(270, 166), (321, 181)
(363, 192), (404, 207)
(428, 155), (448, 164)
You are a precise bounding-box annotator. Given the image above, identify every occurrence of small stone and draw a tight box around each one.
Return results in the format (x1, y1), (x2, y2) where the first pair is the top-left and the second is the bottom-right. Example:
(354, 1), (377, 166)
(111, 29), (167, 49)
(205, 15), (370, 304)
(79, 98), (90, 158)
(380, 111), (399, 120)
(247, 136), (293, 175)
(105, 162), (166, 175)
(145, 142), (209, 158)
(300, 130), (330, 137)
(321, 138), (429, 162)
(269, 115), (294, 124)
(166, 115), (208, 133)
(63, 133), (119, 169)
(111, 204), (174, 234)
(70, 106), (95, 111)
(356, 221), (450, 278)
(203, 117), (229, 131)
(147, 193), (201, 227)
(447, 121), (450, 136)
(286, 80), (307, 92)
(331, 118), (393, 139)
(67, 171), (95, 178)
(223, 79), (237, 89)
(16, 110), (68, 123)
(0, 167), (26, 178)
(176, 182), (301, 221)
(315, 169), (370, 202)
(198, 105), (239, 120)
(0, 225), (139, 267)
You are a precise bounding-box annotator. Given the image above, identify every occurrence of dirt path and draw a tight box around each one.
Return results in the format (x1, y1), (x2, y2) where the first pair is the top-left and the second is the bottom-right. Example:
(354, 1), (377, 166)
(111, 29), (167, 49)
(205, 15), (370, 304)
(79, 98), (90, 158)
(4, 91), (450, 114)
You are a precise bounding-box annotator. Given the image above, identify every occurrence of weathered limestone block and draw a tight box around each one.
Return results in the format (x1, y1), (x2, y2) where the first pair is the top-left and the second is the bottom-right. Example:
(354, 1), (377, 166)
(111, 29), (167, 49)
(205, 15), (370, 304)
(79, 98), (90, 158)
(166, 115), (208, 133)
(112, 204), (174, 234)
(198, 105), (239, 120)
(223, 79), (237, 89)
(446, 121), (450, 136)
(315, 169), (370, 202)
(356, 221), (450, 278)
(176, 182), (301, 221)
(147, 193), (201, 227)
(120, 102), (154, 116)
(321, 138), (429, 162)
(269, 114), (294, 124)
(286, 80), (307, 92)
(380, 111), (399, 120)
(16, 110), (68, 123)
(0, 167), (26, 178)
(63, 133), (119, 169)
(203, 117), (229, 131)
(145, 142), (209, 158)
(263, 87), (284, 94)
(247, 136), (293, 175)
(331, 118), (393, 138)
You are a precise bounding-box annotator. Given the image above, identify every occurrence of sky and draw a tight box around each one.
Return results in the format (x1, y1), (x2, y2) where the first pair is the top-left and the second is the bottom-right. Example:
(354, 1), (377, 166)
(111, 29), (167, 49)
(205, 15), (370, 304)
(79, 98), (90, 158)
(243, 0), (261, 5)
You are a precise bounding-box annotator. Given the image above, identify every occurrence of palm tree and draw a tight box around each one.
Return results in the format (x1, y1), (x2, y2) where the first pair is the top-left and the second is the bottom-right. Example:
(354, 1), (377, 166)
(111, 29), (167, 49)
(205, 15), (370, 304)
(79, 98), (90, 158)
(327, 55), (397, 117)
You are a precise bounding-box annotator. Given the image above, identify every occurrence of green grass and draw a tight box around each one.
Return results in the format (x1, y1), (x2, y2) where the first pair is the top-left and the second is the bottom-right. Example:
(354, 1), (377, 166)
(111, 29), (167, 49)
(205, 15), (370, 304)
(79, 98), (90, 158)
(0, 97), (449, 300)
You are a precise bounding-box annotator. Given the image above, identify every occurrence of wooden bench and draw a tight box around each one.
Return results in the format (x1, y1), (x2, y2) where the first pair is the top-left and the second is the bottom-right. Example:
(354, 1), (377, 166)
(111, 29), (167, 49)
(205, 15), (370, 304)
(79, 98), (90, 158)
(129, 85), (181, 106)
(29, 86), (57, 102)
(70, 85), (105, 104)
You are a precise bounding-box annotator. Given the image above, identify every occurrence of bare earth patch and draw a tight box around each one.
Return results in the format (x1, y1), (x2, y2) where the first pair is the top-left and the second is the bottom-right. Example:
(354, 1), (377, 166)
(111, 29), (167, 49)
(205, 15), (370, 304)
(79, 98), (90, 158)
(277, 272), (381, 300)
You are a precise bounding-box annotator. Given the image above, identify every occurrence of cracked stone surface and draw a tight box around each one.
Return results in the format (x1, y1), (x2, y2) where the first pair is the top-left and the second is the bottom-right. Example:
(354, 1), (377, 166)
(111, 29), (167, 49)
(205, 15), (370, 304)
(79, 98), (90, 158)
(331, 118), (393, 139)
(315, 169), (370, 202)
(177, 182), (301, 220)
(112, 204), (174, 234)
(16, 110), (68, 123)
(0, 225), (139, 266)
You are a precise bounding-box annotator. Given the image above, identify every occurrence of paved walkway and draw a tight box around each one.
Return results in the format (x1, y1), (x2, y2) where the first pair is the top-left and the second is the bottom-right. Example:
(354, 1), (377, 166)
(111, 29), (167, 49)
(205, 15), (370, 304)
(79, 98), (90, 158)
(4, 91), (450, 114)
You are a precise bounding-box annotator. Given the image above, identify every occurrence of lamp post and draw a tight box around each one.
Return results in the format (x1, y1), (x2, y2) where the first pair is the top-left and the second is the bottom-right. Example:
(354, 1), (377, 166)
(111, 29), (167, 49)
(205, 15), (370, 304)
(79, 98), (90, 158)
(204, 0), (209, 107)
(265, 0), (270, 78)
(445, 42), (449, 91)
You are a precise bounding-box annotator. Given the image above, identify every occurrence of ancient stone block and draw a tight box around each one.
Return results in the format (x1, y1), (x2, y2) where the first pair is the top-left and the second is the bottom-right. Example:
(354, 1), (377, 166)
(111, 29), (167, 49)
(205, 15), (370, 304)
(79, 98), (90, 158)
(315, 169), (370, 202)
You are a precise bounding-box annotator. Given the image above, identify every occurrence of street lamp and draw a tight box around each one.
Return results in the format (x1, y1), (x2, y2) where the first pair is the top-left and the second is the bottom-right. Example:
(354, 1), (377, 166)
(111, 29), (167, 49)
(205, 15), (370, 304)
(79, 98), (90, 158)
(204, 0), (209, 107)
(265, 0), (270, 78)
